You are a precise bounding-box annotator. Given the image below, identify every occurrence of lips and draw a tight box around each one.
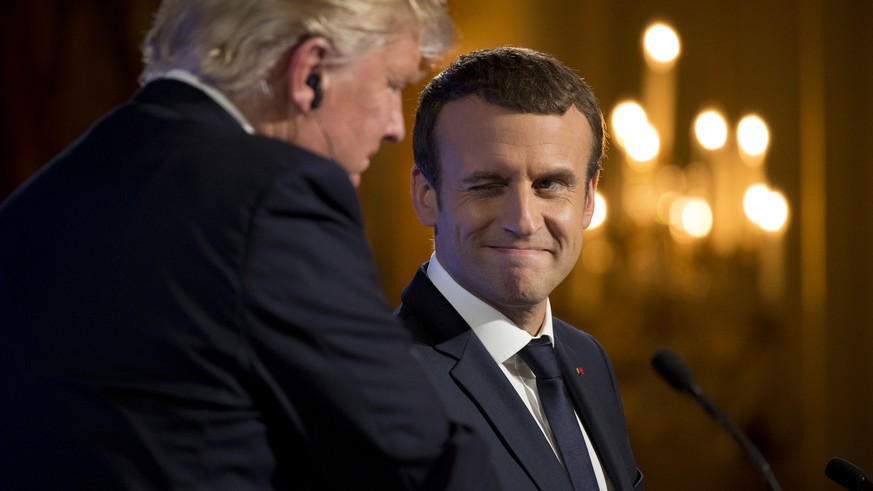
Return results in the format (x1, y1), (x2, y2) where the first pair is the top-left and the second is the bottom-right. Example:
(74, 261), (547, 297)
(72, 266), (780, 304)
(485, 240), (551, 250)
(485, 245), (553, 257)
(489, 245), (547, 251)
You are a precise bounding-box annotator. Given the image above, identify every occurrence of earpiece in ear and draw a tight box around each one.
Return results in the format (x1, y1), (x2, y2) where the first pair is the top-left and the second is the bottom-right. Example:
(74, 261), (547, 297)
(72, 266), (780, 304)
(305, 73), (322, 109)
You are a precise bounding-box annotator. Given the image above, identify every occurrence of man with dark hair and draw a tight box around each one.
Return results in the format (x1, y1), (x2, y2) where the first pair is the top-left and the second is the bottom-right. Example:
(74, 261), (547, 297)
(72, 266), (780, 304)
(397, 47), (644, 490)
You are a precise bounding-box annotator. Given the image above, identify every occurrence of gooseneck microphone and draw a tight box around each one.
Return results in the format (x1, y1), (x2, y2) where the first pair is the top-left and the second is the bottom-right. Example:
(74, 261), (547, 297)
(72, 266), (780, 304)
(826, 457), (873, 490)
(651, 348), (783, 491)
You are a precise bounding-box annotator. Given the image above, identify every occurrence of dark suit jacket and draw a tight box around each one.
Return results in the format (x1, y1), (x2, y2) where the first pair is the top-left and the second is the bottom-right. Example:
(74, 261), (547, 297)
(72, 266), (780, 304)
(0, 81), (498, 490)
(396, 264), (644, 490)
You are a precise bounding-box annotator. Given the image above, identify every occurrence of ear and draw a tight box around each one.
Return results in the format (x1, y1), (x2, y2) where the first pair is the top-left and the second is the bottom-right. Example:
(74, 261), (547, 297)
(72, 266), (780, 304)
(411, 166), (438, 227)
(286, 36), (331, 113)
(581, 171), (600, 229)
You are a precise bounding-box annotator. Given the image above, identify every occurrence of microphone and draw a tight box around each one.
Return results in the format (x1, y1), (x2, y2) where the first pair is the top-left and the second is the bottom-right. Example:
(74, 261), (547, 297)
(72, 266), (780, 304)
(651, 348), (783, 491)
(826, 457), (873, 490)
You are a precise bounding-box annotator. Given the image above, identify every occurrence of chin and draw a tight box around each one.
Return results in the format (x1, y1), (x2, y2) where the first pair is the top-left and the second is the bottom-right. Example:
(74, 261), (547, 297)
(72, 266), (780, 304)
(491, 283), (544, 304)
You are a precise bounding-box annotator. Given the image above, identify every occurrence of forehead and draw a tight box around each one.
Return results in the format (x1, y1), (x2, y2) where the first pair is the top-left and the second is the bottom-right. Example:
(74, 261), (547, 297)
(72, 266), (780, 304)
(434, 96), (593, 175)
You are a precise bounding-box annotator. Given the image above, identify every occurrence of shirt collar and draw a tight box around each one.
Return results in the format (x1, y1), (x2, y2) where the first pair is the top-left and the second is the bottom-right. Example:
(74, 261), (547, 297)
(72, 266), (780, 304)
(426, 253), (554, 365)
(160, 69), (256, 135)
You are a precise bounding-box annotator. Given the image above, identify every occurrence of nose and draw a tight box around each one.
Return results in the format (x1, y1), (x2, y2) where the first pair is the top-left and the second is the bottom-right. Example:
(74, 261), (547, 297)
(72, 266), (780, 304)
(383, 96), (406, 143)
(502, 186), (543, 237)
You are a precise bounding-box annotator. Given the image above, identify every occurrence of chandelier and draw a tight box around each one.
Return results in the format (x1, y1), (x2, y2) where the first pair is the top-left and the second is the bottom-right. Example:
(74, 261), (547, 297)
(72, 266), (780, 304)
(586, 21), (790, 304)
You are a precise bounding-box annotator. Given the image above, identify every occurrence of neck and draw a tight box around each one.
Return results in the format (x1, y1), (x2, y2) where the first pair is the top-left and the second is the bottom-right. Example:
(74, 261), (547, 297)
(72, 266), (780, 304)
(496, 303), (547, 336)
(239, 93), (336, 165)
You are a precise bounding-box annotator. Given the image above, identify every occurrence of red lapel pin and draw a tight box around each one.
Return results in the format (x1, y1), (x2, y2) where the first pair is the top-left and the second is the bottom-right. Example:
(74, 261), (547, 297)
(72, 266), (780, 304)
(576, 367), (585, 375)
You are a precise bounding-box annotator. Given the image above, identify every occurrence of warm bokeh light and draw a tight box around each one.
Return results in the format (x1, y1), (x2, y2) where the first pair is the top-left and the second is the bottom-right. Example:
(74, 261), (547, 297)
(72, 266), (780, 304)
(694, 110), (728, 150)
(670, 197), (713, 238)
(589, 192), (607, 229)
(744, 184), (789, 233)
(611, 100), (648, 148)
(611, 101), (660, 166)
(625, 123), (660, 164)
(643, 22), (681, 69)
(737, 114), (770, 158)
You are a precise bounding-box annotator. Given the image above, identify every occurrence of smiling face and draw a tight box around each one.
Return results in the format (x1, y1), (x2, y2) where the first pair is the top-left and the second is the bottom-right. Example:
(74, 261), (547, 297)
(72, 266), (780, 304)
(318, 31), (423, 187)
(412, 96), (598, 331)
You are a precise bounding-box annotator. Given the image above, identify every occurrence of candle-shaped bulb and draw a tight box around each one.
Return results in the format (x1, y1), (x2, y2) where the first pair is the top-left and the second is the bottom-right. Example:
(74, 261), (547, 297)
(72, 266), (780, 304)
(644, 22), (681, 71)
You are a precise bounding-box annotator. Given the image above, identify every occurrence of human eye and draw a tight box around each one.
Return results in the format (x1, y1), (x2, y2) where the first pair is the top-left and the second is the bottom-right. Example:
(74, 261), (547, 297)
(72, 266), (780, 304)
(536, 178), (563, 190)
(390, 68), (424, 93)
(463, 176), (506, 197)
(388, 78), (405, 93)
(468, 182), (504, 195)
(535, 178), (567, 192)
(534, 172), (576, 196)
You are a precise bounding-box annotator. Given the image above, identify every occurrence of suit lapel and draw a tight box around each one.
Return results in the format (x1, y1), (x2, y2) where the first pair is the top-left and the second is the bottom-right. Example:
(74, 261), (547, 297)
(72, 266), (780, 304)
(436, 334), (573, 491)
(554, 333), (631, 491)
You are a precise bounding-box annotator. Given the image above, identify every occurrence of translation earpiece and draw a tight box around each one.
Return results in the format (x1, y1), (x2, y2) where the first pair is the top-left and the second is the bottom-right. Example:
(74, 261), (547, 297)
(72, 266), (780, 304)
(305, 73), (322, 109)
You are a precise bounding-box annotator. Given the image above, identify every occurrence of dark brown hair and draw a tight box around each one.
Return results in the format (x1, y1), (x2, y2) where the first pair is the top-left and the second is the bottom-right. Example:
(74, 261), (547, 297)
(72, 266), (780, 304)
(413, 46), (606, 194)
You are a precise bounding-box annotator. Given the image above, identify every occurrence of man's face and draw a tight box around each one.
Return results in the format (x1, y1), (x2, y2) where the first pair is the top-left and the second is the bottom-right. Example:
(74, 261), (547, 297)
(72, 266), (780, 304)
(318, 32), (422, 187)
(413, 96), (597, 318)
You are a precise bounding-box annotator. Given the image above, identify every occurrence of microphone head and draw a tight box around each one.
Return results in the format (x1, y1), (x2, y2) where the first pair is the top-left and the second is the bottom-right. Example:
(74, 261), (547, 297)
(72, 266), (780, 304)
(826, 457), (868, 491)
(651, 348), (701, 395)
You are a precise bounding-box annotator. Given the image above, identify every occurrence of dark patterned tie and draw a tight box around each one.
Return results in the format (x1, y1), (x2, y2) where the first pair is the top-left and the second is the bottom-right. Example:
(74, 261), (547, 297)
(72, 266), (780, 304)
(519, 337), (599, 490)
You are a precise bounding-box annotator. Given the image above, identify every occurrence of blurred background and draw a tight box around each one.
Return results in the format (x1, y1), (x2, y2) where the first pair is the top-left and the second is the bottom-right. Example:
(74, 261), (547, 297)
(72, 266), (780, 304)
(2, 1), (870, 489)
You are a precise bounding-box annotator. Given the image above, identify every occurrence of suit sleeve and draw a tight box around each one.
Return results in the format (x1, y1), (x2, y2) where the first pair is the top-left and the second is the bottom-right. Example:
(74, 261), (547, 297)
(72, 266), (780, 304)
(240, 164), (498, 490)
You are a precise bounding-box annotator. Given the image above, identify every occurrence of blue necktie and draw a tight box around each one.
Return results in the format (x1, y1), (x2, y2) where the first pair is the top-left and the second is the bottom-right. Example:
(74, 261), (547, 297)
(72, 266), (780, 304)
(519, 337), (599, 490)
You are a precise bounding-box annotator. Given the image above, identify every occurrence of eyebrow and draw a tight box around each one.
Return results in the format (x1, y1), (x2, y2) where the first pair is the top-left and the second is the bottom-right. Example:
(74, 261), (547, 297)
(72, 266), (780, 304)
(461, 168), (581, 186)
(460, 171), (507, 186)
(540, 168), (580, 185)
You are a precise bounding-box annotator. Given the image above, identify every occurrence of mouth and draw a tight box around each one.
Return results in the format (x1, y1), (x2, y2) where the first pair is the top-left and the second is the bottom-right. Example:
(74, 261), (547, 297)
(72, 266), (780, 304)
(486, 245), (551, 256)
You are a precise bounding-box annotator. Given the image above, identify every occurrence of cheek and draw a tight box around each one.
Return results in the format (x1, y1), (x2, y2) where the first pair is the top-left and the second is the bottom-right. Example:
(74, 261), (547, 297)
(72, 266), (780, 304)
(344, 88), (378, 122)
(546, 204), (587, 245)
(436, 208), (475, 248)
(359, 96), (393, 136)
(448, 203), (494, 235)
(364, 89), (394, 118)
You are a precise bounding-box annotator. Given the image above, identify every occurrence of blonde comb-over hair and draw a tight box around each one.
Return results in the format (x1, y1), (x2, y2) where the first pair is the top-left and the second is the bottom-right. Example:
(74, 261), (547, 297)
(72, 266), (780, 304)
(141, 0), (453, 98)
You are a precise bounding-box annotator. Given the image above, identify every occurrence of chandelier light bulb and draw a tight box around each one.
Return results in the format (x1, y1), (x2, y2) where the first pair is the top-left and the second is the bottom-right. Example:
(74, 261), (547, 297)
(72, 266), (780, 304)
(644, 22), (681, 70)
(669, 197), (713, 239)
(737, 114), (770, 157)
(681, 198), (713, 238)
(626, 123), (661, 163)
(694, 110), (728, 150)
(744, 184), (789, 233)
(611, 100), (648, 148)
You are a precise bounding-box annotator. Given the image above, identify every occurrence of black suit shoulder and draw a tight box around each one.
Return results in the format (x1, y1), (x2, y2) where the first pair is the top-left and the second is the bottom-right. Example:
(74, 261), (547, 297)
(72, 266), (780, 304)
(1, 84), (500, 490)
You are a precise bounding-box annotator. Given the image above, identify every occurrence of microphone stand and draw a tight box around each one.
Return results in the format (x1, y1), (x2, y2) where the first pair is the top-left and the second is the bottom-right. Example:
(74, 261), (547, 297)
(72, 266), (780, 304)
(652, 348), (783, 491)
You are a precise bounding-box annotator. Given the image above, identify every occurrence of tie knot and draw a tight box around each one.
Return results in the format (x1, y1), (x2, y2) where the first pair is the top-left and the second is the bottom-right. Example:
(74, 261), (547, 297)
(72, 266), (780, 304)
(519, 337), (562, 379)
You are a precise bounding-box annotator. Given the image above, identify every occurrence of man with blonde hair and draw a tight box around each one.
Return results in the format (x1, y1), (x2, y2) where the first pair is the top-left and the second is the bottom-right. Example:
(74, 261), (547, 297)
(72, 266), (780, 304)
(0, 1), (498, 489)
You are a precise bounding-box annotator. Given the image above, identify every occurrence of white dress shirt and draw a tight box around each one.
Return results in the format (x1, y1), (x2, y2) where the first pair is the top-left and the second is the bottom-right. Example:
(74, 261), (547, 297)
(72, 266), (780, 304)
(426, 253), (613, 491)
